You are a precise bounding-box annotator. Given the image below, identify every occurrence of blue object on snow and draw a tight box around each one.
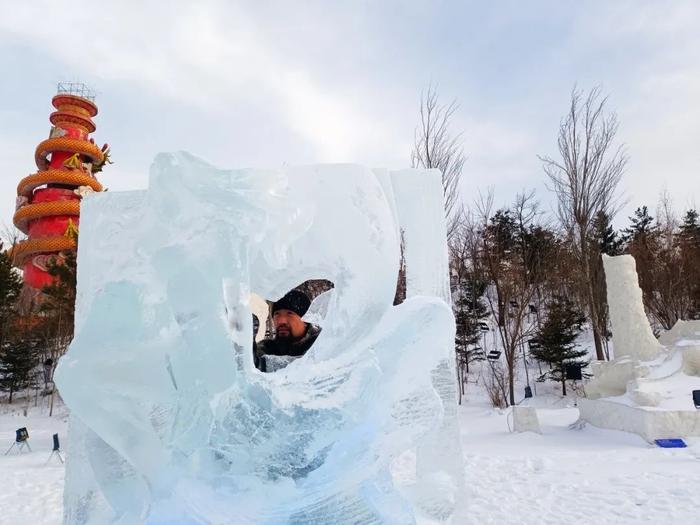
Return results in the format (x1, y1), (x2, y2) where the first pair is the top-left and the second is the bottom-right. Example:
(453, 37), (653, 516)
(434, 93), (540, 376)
(654, 438), (687, 448)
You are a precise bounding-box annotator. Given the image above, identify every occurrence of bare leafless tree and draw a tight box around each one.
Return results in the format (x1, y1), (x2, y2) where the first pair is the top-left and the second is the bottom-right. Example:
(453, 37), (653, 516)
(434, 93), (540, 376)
(656, 189), (677, 251)
(540, 86), (627, 361)
(412, 85), (466, 238)
(449, 213), (488, 402)
(475, 190), (551, 406)
(0, 222), (24, 249)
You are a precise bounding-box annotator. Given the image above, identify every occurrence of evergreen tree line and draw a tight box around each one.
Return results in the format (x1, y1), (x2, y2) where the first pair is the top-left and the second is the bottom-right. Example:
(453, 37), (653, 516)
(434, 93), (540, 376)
(0, 241), (76, 405)
(448, 199), (699, 406)
(622, 205), (700, 330)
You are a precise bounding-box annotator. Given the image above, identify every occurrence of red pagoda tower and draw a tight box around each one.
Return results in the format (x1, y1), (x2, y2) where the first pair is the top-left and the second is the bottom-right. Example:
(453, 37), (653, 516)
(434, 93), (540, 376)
(11, 82), (110, 289)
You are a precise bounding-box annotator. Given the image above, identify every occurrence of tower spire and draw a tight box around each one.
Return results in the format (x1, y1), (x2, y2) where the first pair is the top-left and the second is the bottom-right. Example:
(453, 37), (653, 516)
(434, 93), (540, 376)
(11, 83), (110, 289)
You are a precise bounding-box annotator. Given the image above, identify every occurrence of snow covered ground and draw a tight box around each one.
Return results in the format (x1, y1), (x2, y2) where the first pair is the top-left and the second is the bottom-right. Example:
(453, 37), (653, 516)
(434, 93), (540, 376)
(460, 396), (700, 525)
(2, 394), (699, 524)
(0, 398), (67, 525)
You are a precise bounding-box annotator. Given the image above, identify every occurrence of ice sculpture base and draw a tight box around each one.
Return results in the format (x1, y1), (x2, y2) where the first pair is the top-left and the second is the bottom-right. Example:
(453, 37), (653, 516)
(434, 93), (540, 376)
(582, 254), (700, 442)
(579, 398), (700, 443)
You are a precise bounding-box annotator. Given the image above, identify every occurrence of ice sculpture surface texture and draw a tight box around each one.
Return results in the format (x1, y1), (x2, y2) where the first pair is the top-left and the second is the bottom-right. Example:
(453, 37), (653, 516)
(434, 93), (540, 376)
(602, 254), (663, 361)
(55, 153), (463, 524)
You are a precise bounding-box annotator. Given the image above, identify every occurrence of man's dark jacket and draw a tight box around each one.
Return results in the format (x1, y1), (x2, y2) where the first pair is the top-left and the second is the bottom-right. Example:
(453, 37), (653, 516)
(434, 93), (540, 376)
(254, 323), (321, 372)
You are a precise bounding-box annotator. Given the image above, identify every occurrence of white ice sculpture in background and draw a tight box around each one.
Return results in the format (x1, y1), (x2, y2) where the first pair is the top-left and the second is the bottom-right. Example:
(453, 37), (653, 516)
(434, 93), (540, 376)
(580, 254), (700, 442)
(602, 255), (663, 362)
(55, 153), (465, 524)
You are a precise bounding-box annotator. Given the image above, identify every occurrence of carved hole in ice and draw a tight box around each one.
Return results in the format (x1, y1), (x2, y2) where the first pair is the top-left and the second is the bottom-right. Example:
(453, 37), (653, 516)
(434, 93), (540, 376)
(250, 279), (335, 372)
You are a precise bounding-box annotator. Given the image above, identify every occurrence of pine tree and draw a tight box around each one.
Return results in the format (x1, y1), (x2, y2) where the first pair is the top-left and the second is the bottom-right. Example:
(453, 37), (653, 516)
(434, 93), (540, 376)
(0, 242), (23, 324)
(485, 209), (518, 327)
(622, 206), (656, 245)
(488, 209), (518, 256)
(622, 206), (661, 321)
(454, 273), (488, 372)
(678, 209), (700, 247)
(0, 242), (23, 352)
(592, 211), (622, 256)
(41, 250), (78, 341)
(588, 211), (620, 358)
(678, 209), (700, 318)
(0, 327), (40, 404)
(530, 296), (587, 395)
(476, 195), (562, 406)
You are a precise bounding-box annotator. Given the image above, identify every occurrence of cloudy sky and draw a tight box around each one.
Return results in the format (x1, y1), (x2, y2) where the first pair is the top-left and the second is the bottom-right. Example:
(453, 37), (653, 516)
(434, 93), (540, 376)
(1, 0), (698, 232)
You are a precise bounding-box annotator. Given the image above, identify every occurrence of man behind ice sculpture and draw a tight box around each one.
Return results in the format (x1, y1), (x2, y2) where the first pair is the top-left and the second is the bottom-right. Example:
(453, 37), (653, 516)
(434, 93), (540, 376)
(254, 289), (321, 372)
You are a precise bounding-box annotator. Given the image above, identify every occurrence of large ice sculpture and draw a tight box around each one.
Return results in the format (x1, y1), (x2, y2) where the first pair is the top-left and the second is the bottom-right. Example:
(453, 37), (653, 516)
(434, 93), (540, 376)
(55, 153), (464, 523)
(602, 255), (663, 361)
(580, 254), (700, 442)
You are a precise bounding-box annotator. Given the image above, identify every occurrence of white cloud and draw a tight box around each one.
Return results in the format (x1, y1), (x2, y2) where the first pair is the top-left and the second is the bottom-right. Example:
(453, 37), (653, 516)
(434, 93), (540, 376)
(562, 0), (700, 219)
(0, 1), (404, 163)
(0, 1), (698, 232)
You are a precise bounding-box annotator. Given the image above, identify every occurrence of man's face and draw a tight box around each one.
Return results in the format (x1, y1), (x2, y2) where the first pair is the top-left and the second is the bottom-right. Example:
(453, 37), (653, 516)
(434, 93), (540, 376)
(273, 309), (306, 340)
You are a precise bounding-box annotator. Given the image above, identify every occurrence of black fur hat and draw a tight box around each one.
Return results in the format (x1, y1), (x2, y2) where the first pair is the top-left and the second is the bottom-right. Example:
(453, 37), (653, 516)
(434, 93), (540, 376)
(271, 290), (311, 317)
